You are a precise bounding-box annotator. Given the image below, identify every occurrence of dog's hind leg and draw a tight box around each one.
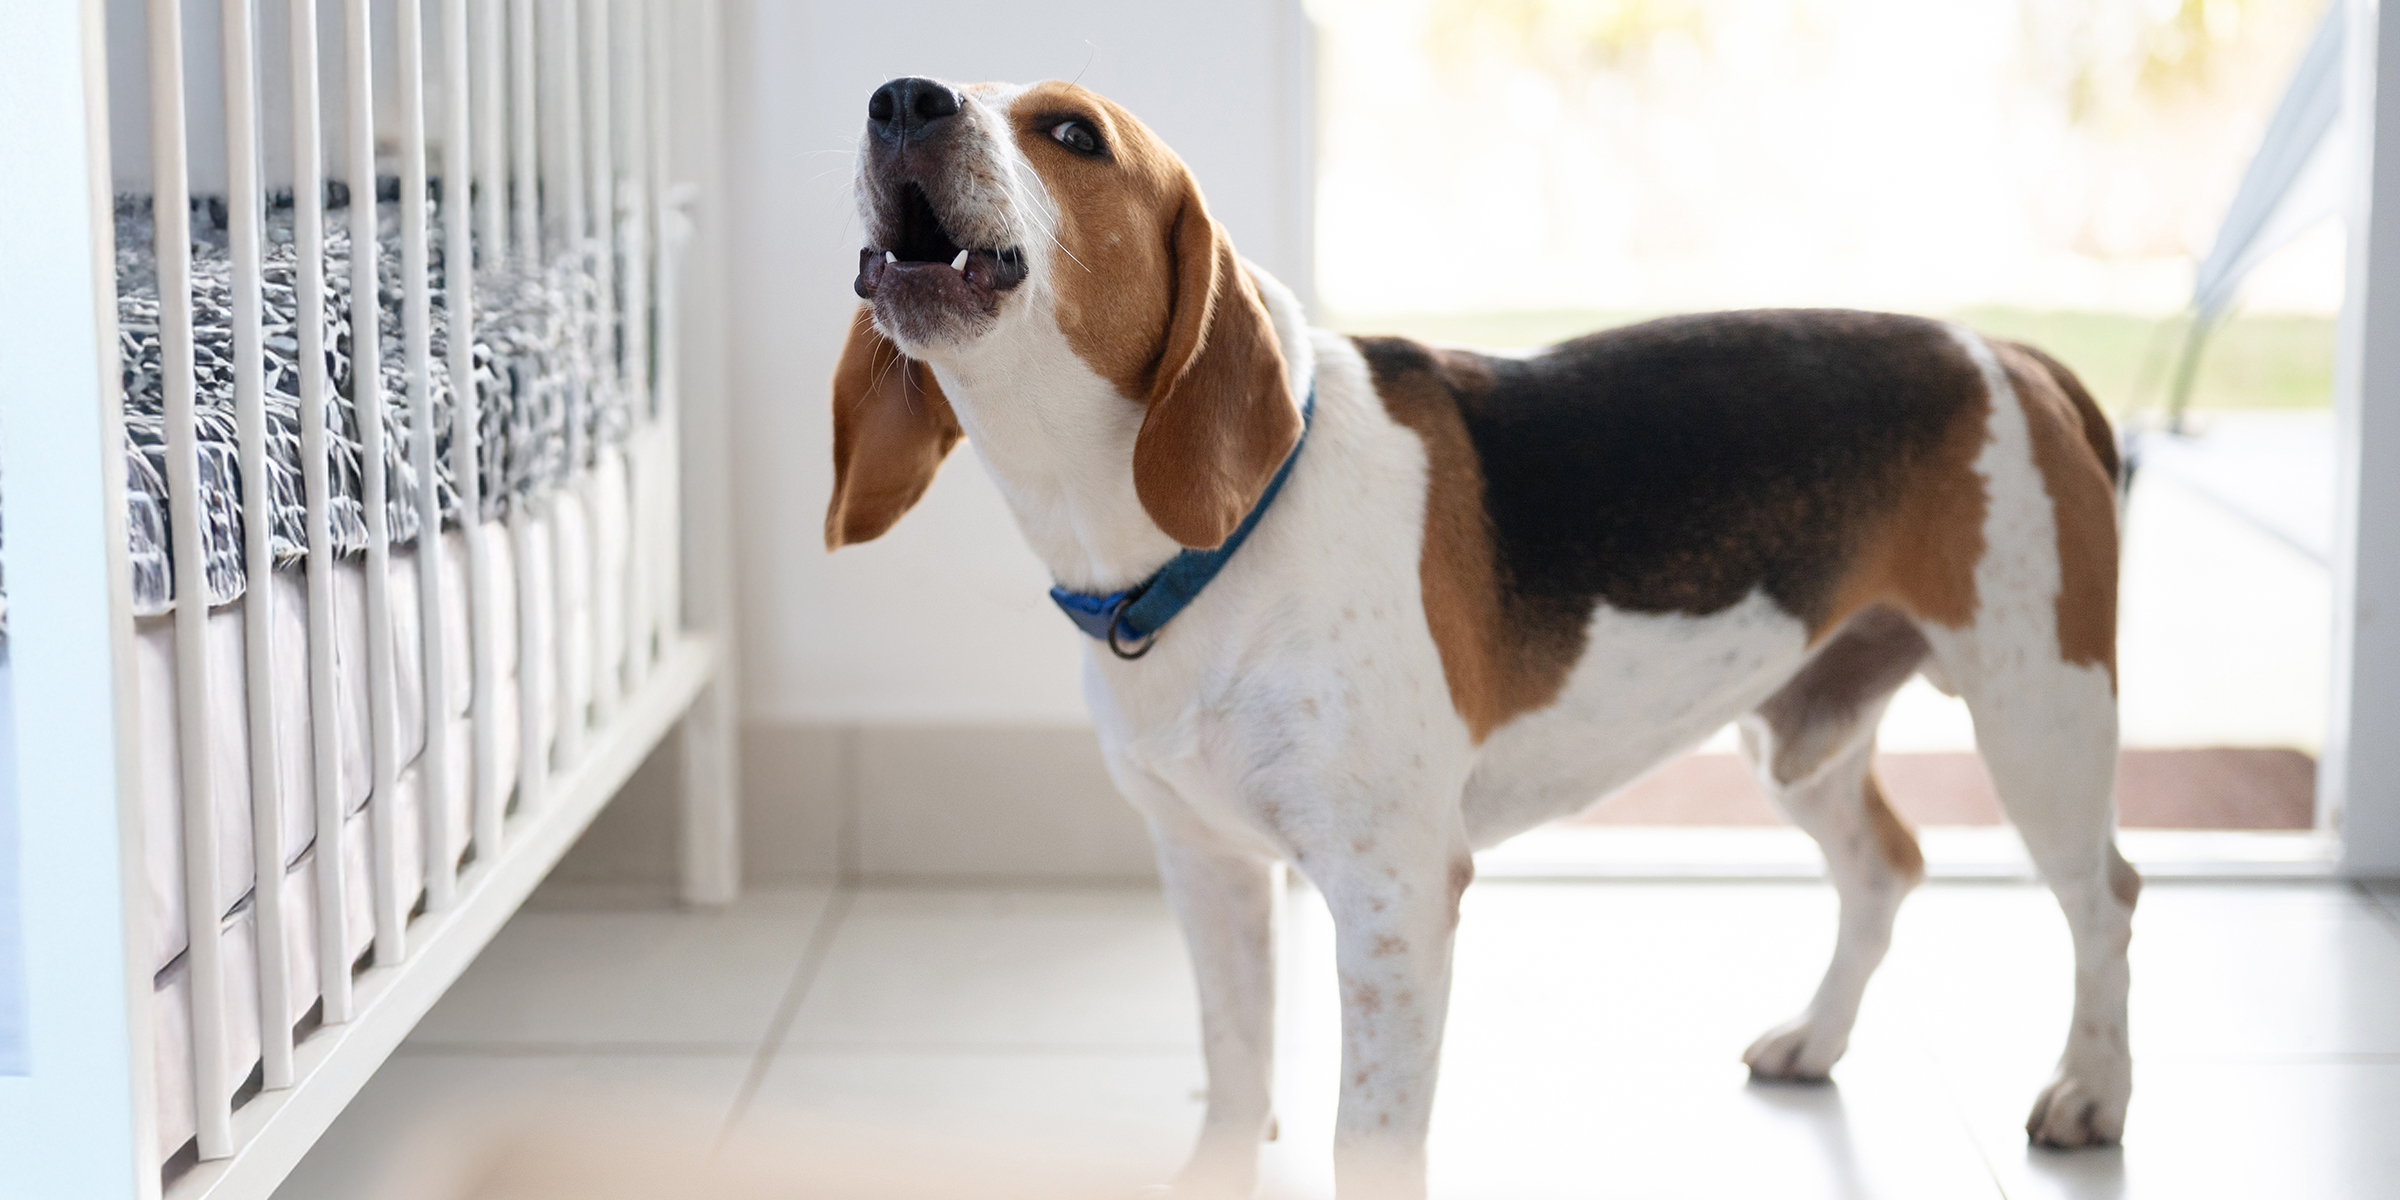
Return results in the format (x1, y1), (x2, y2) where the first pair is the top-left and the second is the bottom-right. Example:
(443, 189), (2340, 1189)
(1935, 642), (2135, 1145)
(1923, 328), (2136, 1146)
(1934, 644), (2135, 1145)
(1738, 607), (1928, 1082)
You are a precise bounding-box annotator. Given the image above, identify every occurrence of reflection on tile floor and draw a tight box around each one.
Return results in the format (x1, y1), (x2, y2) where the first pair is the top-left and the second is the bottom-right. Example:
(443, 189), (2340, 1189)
(273, 877), (2400, 1199)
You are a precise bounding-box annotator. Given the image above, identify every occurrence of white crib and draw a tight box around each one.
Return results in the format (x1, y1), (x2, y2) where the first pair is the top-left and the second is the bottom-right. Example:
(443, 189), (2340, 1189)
(0, 2), (738, 1197)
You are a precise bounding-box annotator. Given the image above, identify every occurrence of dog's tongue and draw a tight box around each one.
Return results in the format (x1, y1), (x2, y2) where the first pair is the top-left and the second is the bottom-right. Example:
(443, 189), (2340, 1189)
(854, 247), (889, 299)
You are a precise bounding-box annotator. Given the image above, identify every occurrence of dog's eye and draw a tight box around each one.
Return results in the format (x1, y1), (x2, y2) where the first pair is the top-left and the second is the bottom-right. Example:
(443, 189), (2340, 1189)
(1050, 119), (1101, 156)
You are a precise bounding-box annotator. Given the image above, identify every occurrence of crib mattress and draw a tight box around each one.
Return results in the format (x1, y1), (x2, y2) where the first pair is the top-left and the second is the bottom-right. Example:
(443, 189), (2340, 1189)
(149, 742), (468, 1161)
(141, 535), (446, 977)
(136, 507), (601, 979)
(142, 462), (628, 1166)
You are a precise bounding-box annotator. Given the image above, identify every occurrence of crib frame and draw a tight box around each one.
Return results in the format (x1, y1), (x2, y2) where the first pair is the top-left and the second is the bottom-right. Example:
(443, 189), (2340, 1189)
(0, 2), (738, 1197)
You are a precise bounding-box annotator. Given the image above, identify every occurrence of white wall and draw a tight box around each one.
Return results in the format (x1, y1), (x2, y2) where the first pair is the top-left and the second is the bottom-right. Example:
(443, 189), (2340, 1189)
(721, 0), (1315, 726)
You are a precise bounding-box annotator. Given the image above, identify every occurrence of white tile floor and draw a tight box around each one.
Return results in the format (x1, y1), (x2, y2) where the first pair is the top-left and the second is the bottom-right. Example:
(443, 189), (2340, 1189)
(273, 877), (2400, 1200)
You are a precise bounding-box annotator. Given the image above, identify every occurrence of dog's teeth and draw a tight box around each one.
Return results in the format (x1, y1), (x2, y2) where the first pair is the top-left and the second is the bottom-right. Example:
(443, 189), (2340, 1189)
(884, 250), (896, 264)
(951, 250), (970, 271)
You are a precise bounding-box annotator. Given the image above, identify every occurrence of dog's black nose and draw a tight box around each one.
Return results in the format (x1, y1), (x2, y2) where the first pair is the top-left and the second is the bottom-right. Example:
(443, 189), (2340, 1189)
(868, 77), (961, 142)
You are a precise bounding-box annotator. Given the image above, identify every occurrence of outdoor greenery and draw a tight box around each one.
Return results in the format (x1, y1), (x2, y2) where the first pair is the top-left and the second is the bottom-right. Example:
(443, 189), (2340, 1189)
(1323, 306), (2336, 415)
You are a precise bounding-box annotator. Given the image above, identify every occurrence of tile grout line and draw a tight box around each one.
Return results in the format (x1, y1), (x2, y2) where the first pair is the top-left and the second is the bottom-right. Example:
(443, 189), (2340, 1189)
(1909, 1035), (2014, 1200)
(719, 882), (859, 1138)
(398, 1041), (766, 1057)
(767, 1041), (1205, 1057)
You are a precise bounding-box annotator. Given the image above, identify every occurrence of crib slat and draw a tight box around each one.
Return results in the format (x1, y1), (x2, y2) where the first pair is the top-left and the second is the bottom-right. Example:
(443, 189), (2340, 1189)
(511, 0), (539, 263)
(645, 0), (676, 429)
(584, 0), (616, 398)
(346, 0), (409, 968)
(616, 0), (650, 422)
(397, 0), (456, 917)
(615, 0), (655, 688)
(146, 0), (237, 1162)
(648, 0), (683, 644)
(289, 0), (353, 1027)
(220, 0), (296, 1094)
(514, 512), (551, 818)
(546, 0), (589, 770)
(509, 0), (552, 822)
(583, 0), (620, 729)
(474, 0), (507, 269)
(443, 0), (502, 871)
(547, 0), (585, 269)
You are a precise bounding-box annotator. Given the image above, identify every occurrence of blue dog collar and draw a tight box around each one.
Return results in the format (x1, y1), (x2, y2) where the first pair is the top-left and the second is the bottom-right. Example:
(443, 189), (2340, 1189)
(1050, 384), (1317, 659)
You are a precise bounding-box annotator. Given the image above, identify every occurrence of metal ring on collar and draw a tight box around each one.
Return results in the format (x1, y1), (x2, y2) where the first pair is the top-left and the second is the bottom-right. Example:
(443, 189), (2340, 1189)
(1106, 597), (1158, 660)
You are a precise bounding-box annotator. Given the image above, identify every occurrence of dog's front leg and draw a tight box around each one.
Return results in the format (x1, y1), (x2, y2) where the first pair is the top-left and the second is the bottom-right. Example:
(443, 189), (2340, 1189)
(1155, 833), (1280, 1199)
(1316, 844), (1471, 1200)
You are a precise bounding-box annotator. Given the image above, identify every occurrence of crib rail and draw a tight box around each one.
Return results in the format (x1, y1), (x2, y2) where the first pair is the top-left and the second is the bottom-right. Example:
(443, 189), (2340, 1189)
(0, 2), (722, 1196)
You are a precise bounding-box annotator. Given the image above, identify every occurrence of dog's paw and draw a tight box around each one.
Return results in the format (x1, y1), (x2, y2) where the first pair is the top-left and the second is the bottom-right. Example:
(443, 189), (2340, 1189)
(1159, 1149), (1261, 1200)
(1742, 1016), (1844, 1082)
(2025, 1068), (2130, 1147)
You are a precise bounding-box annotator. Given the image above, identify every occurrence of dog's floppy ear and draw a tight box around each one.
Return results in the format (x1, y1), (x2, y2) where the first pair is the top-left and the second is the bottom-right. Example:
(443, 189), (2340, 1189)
(1130, 185), (1300, 549)
(825, 305), (963, 550)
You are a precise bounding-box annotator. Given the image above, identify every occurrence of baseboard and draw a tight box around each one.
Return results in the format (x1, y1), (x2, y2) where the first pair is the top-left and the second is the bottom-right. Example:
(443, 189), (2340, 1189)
(558, 724), (2352, 888)
(555, 721), (1158, 886)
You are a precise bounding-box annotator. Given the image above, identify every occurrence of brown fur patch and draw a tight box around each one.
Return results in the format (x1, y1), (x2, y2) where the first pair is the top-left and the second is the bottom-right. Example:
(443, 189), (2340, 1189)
(2108, 843), (2142, 910)
(825, 306), (962, 549)
(1754, 607), (1930, 785)
(1006, 82), (1299, 548)
(1358, 315), (1998, 743)
(1813, 380), (1991, 640)
(2008, 341), (2122, 484)
(1862, 771), (1926, 881)
(1365, 347), (1580, 741)
(1993, 341), (2121, 688)
(1004, 82), (1184, 399)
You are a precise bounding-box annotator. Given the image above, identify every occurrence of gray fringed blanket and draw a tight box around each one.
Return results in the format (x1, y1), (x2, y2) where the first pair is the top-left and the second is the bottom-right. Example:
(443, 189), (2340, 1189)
(94, 185), (631, 620)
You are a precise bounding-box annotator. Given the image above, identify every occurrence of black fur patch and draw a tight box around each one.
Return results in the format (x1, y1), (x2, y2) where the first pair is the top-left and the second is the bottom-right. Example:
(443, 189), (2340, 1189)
(1354, 309), (1987, 634)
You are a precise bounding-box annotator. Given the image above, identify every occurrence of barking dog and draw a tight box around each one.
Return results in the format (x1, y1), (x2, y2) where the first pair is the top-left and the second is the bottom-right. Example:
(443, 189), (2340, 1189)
(827, 76), (2136, 1200)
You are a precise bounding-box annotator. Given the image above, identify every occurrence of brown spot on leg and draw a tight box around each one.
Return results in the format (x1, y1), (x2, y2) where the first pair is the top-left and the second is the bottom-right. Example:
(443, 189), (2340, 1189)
(1349, 980), (1384, 1016)
(1371, 934), (1408, 958)
(1862, 771), (1925, 882)
(1748, 607), (1926, 880)
(2108, 843), (2142, 910)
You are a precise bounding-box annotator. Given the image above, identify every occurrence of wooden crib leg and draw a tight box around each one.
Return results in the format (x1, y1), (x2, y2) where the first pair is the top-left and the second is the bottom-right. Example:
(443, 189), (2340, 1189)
(679, 676), (740, 907)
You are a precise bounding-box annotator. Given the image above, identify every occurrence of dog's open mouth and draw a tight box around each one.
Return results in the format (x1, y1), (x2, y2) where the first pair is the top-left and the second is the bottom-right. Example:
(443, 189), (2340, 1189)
(855, 182), (1027, 307)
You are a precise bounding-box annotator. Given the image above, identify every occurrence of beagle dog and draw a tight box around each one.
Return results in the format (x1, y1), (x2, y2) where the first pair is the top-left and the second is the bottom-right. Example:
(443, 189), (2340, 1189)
(829, 77), (2137, 1199)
